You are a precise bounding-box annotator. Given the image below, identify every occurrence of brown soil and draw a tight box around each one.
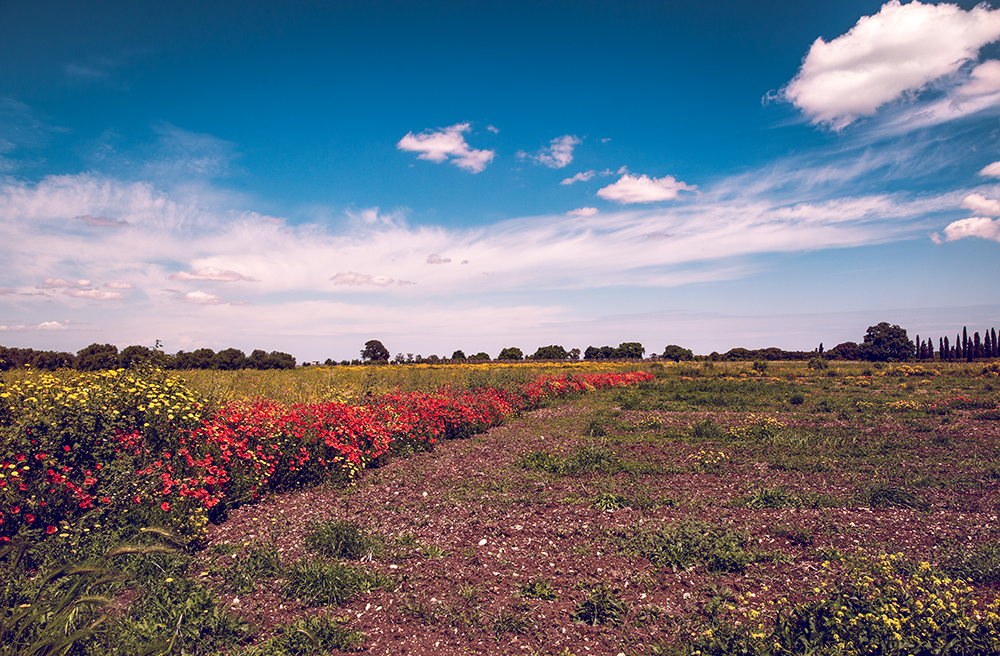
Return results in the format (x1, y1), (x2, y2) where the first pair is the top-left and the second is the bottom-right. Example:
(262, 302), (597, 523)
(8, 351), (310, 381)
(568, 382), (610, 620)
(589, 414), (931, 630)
(200, 398), (1000, 656)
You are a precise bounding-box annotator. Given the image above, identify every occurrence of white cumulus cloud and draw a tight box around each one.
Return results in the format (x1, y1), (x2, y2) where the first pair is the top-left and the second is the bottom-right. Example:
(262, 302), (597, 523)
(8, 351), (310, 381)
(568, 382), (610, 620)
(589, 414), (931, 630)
(330, 272), (396, 287)
(521, 135), (580, 169)
(427, 254), (452, 264)
(597, 174), (696, 204)
(183, 290), (226, 305)
(943, 216), (1000, 242)
(956, 59), (1000, 97)
(64, 288), (124, 300)
(396, 123), (495, 173)
(169, 266), (257, 282)
(961, 193), (1000, 216)
(980, 161), (1000, 178)
(566, 207), (599, 217)
(560, 171), (596, 185)
(783, 0), (1000, 129)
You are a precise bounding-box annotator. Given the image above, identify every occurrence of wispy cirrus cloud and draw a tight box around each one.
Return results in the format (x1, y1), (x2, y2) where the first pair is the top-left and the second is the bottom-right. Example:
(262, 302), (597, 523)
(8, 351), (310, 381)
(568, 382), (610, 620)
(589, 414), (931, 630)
(781, 0), (1000, 130)
(519, 135), (580, 169)
(396, 123), (495, 173)
(597, 174), (696, 204)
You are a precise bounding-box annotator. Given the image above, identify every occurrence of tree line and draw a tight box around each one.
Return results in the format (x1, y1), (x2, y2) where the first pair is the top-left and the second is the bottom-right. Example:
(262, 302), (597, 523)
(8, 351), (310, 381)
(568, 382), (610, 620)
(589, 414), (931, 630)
(3, 322), (998, 372)
(0, 343), (296, 372)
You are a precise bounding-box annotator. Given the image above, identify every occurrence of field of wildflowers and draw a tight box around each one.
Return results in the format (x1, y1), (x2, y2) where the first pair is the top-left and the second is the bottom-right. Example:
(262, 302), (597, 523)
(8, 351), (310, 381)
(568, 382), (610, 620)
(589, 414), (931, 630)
(1, 359), (999, 655)
(0, 365), (652, 545)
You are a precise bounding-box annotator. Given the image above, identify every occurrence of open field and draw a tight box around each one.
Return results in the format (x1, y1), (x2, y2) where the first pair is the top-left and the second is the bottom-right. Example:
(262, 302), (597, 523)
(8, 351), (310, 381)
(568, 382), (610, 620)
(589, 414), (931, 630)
(2, 361), (1000, 655)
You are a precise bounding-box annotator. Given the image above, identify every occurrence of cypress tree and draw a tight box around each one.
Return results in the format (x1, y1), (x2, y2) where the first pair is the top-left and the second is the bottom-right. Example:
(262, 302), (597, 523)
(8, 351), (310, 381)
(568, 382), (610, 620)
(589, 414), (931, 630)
(916, 335), (922, 359)
(956, 334), (962, 360)
(992, 328), (998, 357)
(926, 338), (933, 360)
(939, 337), (945, 361)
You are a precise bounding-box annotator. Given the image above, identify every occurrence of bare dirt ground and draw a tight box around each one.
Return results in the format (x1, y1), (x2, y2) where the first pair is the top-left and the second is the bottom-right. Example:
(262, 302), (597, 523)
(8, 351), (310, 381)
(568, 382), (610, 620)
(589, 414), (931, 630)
(200, 393), (1000, 656)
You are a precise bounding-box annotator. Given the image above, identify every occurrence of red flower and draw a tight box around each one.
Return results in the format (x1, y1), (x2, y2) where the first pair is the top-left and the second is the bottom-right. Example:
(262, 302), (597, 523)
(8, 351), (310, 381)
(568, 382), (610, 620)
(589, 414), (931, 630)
(10, 506), (19, 514)
(25, 514), (34, 523)
(160, 502), (171, 512)
(46, 525), (57, 534)
(63, 445), (71, 452)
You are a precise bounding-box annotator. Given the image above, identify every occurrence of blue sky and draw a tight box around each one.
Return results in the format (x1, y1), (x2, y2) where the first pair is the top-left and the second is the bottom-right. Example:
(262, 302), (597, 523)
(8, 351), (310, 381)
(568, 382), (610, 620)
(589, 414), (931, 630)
(2, 0), (1000, 362)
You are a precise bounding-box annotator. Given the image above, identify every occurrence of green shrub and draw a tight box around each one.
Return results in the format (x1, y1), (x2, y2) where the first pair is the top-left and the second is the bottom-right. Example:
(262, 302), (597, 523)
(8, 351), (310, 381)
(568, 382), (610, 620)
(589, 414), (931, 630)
(516, 445), (620, 476)
(863, 484), (930, 511)
(517, 578), (558, 601)
(284, 558), (390, 606)
(572, 585), (628, 626)
(690, 419), (726, 441)
(242, 614), (365, 655)
(614, 520), (756, 573)
(304, 521), (382, 560)
(941, 541), (1000, 584)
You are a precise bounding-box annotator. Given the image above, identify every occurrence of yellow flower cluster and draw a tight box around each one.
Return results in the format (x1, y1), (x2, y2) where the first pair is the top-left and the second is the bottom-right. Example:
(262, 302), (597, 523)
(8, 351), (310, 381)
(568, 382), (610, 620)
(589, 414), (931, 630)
(819, 552), (999, 656)
(727, 414), (784, 442)
(1, 367), (204, 430)
(691, 448), (727, 473)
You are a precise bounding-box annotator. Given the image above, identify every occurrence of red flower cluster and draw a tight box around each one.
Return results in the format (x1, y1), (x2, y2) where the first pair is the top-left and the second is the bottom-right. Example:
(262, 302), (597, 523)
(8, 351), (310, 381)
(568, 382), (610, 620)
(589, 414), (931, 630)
(1, 370), (652, 542)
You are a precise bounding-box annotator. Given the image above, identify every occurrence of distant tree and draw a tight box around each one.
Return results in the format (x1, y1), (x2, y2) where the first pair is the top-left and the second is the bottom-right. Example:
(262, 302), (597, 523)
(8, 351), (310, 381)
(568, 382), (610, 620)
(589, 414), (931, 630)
(267, 351), (297, 369)
(498, 347), (523, 360)
(393, 353), (406, 364)
(247, 349), (271, 369)
(212, 348), (246, 370)
(76, 343), (119, 371)
(615, 342), (645, 359)
(940, 337), (946, 361)
(974, 332), (983, 360)
(568, 348), (581, 361)
(858, 322), (913, 362)
(662, 345), (693, 362)
(324, 358), (336, 366)
(32, 351), (75, 370)
(584, 346), (616, 360)
(925, 338), (933, 360)
(827, 342), (860, 361)
(361, 340), (390, 363)
(470, 351), (490, 361)
(992, 328), (998, 357)
(723, 348), (754, 361)
(916, 335), (922, 359)
(451, 350), (466, 360)
(531, 345), (568, 360)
